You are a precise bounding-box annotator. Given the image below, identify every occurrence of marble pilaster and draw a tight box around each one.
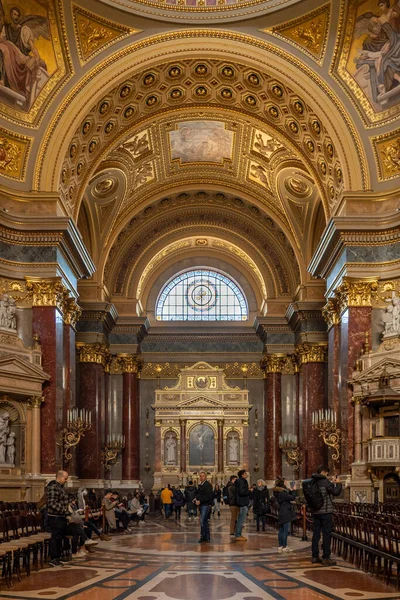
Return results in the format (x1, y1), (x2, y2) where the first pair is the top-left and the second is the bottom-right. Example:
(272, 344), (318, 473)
(119, 355), (142, 482)
(261, 355), (285, 481)
(180, 419), (187, 473)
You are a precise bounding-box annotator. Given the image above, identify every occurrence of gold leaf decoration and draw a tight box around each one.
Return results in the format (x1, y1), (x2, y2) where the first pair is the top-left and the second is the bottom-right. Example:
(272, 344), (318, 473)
(262, 3), (330, 64)
(73, 5), (140, 64)
(373, 130), (400, 181)
(0, 129), (31, 181)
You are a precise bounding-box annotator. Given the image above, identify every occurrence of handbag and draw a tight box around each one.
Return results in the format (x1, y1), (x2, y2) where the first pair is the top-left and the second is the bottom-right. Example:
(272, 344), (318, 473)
(136, 507), (144, 517)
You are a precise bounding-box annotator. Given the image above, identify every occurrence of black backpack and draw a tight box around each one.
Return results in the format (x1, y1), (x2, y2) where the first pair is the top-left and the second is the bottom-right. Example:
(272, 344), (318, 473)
(302, 478), (324, 512)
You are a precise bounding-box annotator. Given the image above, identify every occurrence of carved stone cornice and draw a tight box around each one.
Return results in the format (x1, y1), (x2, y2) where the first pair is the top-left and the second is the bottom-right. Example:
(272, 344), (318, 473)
(260, 354), (288, 374)
(322, 298), (340, 329)
(335, 277), (379, 314)
(295, 343), (327, 364)
(27, 395), (45, 409)
(76, 342), (109, 365)
(116, 354), (143, 374)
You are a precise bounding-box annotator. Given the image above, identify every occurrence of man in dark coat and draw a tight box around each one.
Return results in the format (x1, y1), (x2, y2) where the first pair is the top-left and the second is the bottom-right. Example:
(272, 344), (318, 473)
(45, 470), (70, 566)
(226, 475), (238, 536)
(310, 465), (342, 566)
(194, 471), (213, 543)
(234, 469), (250, 541)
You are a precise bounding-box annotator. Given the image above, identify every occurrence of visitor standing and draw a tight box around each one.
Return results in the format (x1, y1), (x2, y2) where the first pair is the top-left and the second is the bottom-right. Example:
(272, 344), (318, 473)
(194, 471), (214, 543)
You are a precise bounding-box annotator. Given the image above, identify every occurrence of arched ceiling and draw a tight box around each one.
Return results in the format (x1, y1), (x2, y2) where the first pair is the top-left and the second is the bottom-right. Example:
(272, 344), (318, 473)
(1, 0), (399, 321)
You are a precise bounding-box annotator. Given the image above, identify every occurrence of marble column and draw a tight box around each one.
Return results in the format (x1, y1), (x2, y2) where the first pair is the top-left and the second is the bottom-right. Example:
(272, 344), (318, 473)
(27, 278), (68, 474)
(119, 355), (142, 482)
(297, 344), (327, 477)
(62, 300), (80, 473)
(217, 420), (223, 473)
(76, 344), (108, 481)
(180, 420), (187, 473)
(353, 398), (363, 463)
(333, 279), (376, 471)
(28, 395), (44, 476)
(261, 355), (286, 481)
(323, 299), (341, 471)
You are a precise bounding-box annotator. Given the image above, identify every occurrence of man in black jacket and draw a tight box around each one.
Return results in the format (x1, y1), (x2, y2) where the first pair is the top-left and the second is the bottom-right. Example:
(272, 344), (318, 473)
(234, 469), (250, 541)
(311, 465), (342, 566)
(194, 471), (213, 543)
(226, 475), (238, 536)
(45, 470), (70, 566)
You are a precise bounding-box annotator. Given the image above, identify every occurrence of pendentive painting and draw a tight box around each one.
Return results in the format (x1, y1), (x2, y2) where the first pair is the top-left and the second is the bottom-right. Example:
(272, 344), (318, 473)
(335, 0), (400, 124)
(169, 120), (234, 164)
(0, 0), (70, 124)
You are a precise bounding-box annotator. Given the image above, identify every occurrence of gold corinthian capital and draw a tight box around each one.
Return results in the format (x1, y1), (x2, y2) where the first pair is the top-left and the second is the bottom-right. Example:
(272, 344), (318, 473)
(76, 343), (109, 366)
(26, 277), (67, 308)
(27, 395), (45, 408)
(335, 277), (379, 314)
(260, 354), (287, 374)
(295, 343), (327, 365)
(117, 354), (144, 374)
(322, 297), (340, 329)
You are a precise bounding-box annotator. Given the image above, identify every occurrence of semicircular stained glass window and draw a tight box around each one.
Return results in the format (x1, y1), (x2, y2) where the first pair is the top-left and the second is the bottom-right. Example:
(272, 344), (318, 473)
(156, 269), (248, 321)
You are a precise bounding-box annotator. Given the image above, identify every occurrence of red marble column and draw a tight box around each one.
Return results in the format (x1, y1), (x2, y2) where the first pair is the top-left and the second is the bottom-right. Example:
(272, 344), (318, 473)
(327, 323), (340, 471)
(121, 357), (141, 481)
(33, 305), (63, 474)
(104, 369), (111, 481)
(294, 369), (300, 443)
(264, 370), (282, 481)
(180, 419), (186, 473)
(340, 306), (372, 469)
(78, 360), (105, 480)
(63, 322), (76, 472)
(301, 360), (326, 477)
(217, 420), (223, 473)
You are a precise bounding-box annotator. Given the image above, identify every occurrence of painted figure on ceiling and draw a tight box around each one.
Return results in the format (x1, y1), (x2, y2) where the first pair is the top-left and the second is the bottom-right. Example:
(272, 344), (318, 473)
(0, 2), (50, 110)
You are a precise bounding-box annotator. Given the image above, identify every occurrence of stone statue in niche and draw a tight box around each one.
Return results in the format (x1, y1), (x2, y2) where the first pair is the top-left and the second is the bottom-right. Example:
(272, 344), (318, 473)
(165, 433), (177, 465)
(0, 294), (17, 330)
(0, 410), (11, 464)
(6, 432), (16, 465)
(382, 293), (400, 338)
(228, 434), (239, 463)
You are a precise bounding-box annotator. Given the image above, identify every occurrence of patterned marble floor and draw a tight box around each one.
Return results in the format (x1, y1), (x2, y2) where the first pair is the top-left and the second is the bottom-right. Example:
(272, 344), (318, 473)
(1, 510), (399, 600)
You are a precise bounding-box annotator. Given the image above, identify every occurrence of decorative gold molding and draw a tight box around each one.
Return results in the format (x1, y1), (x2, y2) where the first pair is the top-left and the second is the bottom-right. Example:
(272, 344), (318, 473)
(27, 395), (45, 409)
(76, 343), (109, 365)
(25, 277), (67, 309)
(116, 354), (144, 373)
(141, 361), (263, 379)
(322, 297), (340, 329)
(72, 4), (140, 65)
(62, 297), (82, 328)
(263, 3), (331, 65)
(295, 343), (327, 364)
(0, 128), (32, 181)
(260, 354), (288, 374)
(372, 130), (400, 182)
(335, 277), (379, 314)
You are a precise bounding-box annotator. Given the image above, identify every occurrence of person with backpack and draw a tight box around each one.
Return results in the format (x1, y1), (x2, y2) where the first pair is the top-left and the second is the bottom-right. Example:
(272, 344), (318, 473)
(252, 479), (270, 532)
(225, 475), (238, 536)
(234, 470), (250, 541)
(273, 476), (297, 552)
(172, 486), (185, 520)
(184, 481), (197, 520)
(305, 465), (342, 566)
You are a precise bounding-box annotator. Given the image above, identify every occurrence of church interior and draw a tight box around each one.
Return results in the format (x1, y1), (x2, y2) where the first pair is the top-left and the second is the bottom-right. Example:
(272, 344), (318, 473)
(0, 0), (399, 598)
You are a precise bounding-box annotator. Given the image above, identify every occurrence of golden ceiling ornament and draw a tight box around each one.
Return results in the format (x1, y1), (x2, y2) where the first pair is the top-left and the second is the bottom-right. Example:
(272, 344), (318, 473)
(372, 130), (400, 181)
(116, 354), (144, 374)
(0, 129), (31, 181)
(263, 3), (330, 64)
(322, 297), (340, 329)
(260, 354), (288, 374)
(72, 4), (140, 64)
(50, 48), (353, 219)
(334, 277), (379, 314)
(295, 343), (327, 365)
(196, 239), (208, 246)
(76, 343), (110, 366)
(284, 176), (311, 198)
(25, 277), (67, 309)
(0, 278), (31, 306)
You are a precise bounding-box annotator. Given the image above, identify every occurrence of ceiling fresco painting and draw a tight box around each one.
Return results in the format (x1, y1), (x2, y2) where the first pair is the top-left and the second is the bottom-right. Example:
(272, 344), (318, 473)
(334, 0), (400, 126)
(0, 0), (70, 125)
(169, 121), (234, 164)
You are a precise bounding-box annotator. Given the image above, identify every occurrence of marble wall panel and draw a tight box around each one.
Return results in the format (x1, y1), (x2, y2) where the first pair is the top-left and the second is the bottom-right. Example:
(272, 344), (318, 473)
(108, 373), (123, 480)
(281, 373), (295, 479)
(16, 307), (33, 348)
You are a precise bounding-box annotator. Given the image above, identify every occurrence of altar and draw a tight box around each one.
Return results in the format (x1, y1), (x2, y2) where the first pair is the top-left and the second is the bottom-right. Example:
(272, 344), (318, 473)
(152, 362), (251, 489)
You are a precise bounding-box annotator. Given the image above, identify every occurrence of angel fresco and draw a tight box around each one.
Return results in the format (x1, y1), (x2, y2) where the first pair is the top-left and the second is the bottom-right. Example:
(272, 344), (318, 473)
(0, 2), (50, 111)
(351, 0), (400, 111)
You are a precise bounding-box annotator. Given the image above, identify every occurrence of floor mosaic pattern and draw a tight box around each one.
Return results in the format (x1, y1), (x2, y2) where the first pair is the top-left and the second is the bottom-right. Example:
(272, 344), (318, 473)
(1, 511), (398, 600)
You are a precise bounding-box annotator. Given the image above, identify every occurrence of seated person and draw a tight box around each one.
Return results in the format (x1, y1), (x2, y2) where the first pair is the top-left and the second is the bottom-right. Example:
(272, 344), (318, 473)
(128, 491), (148, 524)
(102, 490), (131, 534)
